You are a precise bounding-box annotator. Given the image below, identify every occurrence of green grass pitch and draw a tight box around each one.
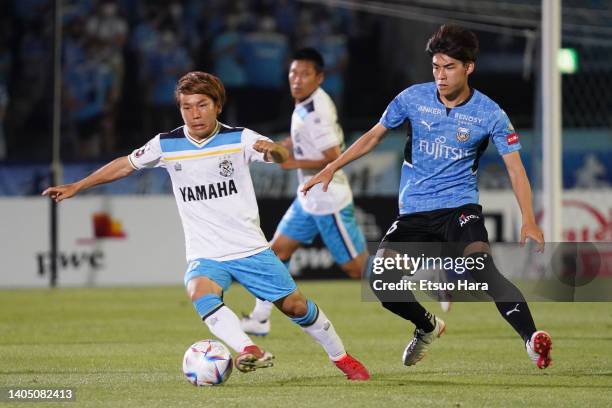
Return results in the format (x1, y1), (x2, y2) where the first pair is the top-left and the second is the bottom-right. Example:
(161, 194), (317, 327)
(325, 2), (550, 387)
(1, 281), (611, 407)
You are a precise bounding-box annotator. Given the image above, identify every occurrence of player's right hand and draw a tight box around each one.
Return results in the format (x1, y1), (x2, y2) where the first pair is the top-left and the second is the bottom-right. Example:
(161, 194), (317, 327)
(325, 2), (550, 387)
(301, 165), (335, 195)
(42, 184), (79, 203)
(520, 221), (545, 253)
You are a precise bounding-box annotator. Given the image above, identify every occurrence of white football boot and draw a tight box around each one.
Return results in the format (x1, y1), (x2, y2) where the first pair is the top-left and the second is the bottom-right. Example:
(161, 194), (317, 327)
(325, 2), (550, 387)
(240, 314), (271, 336)
(526, 330), (553, 369)
(403, 315), (446, 366)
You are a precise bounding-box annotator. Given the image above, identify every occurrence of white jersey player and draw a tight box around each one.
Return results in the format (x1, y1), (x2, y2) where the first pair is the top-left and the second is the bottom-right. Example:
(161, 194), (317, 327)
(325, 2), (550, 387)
(127, 123), (271, 262)
(43, 71), (370, 380)
(241, 49), (368, 336)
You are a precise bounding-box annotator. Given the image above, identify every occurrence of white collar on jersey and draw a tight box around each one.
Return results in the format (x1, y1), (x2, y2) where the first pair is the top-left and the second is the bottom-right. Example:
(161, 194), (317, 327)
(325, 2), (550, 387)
(294, 87), (322, 108)
(184, 121), (221, 148)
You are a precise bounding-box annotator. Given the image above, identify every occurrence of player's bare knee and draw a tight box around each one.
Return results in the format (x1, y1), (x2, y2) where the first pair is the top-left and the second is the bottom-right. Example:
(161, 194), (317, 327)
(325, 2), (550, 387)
(275, 292), (308, 317)
(271, 234), (300, 261)
(346, 268), (362, 279)
(288, 301), (308, 318)
(341, 252), (368, 279)
(186, 277), (222, 302)
(271, 243), (295, 262)
(341, 262), (362, 279)
(273, 248), (293, 262)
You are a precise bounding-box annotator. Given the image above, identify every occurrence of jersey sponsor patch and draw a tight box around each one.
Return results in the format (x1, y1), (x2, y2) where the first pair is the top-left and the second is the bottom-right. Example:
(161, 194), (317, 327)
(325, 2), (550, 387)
(458, 213), (479, 227)
(134, 144), (149, 158)
(506, 133), (519, 145)
(179, 180), (238, 202)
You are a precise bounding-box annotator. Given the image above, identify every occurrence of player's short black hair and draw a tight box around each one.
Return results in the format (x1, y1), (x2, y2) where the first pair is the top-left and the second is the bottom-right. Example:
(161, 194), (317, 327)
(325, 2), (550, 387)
(292, 48), (325, 73)
(425, 24), (479, 62)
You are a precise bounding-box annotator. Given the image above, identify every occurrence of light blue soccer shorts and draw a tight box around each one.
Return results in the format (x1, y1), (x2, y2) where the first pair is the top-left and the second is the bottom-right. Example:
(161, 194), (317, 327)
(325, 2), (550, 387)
(277, 198), (366, 265)
(183, 248), (297, 302)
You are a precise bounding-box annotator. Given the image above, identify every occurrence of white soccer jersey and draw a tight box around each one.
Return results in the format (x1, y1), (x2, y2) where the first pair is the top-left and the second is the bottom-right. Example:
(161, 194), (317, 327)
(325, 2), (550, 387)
(128, 123), (272, 261)
(291, 87), (352, 214)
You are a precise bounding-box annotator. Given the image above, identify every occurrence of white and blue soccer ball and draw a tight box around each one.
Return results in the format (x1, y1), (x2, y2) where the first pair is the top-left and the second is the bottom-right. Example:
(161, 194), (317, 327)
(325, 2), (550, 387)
(182, 339), (233, 386)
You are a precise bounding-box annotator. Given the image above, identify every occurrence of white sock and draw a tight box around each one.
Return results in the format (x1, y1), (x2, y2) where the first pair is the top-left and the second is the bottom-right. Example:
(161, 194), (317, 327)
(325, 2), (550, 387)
(301, 308), (347, 361)
(251, 298), (273, 321)
(204, 305), (254, 353)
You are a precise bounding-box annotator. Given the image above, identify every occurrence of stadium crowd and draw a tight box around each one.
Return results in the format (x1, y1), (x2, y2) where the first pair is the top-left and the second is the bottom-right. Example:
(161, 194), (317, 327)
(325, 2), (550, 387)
(1, 0), (367, 160)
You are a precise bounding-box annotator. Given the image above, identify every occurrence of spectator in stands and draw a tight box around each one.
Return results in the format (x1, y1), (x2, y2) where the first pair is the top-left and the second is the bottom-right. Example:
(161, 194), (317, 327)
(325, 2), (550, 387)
(0, 34), (9, 159)
(316, 24), (349, 116)
(143, 30), (193, 136)
(0, 83), (7, 160)
(297, 10), (349, 116)
(212, 14), (247, 125)
(63, 18), (87, 67)
(85, 0), (128, 90)
(0, 36), (10, 87)
(240, 15), (289, 127)
(164, 1), (188, 48)
(11, 20), (50, 139)
(130, 7), (160, 61)
(274, 0), (298, 41)
(85, 0), (128, 155)
(14, 0), (52, 24)
(63, 41), (115, 158)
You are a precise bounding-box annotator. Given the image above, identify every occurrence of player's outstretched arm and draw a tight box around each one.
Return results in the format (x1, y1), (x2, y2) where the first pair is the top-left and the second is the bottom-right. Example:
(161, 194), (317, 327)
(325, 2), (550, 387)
(502, 151), (544, 251)
(252, 140), (289, 164)
(301, 122), (388, 194)
(281, 145), (341, 171)
(42, 156), (135, 203)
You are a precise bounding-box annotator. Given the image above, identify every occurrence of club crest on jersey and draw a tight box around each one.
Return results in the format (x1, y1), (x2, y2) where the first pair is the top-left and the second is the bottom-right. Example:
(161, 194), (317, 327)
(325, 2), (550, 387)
(218, 157), (234, 177)
(174, 162), (182, 172)
(456, 127), (470, 142)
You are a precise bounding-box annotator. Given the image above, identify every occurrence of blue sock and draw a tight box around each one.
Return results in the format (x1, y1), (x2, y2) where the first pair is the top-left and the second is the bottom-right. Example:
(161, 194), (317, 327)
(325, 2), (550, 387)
(192, 294), (223, 319)
(290, 299), (319, 326)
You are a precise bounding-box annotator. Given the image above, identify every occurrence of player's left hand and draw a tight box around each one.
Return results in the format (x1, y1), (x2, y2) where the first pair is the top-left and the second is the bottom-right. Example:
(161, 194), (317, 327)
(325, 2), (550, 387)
(42, 183), (80, 203)
(252, 140), (288, 163)
(520, 222), (545, 252)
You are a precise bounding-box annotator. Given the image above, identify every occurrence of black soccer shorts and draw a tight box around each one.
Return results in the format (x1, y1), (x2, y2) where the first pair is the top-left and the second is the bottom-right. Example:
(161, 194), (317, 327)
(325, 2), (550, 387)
(380, 203), (489, 256)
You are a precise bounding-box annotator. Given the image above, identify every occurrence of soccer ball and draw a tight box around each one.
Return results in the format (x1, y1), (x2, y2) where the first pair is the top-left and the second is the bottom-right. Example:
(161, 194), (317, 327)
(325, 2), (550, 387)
(182, 339), (233, 386)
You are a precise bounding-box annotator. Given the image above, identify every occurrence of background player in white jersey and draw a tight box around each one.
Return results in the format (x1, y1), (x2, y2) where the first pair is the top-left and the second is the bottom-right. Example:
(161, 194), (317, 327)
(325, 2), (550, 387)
(43, 71), (370, 381)
(241, 48), (368, 337)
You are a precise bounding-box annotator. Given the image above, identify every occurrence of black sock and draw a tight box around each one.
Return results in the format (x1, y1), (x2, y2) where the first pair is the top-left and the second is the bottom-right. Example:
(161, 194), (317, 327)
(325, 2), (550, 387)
(382, 301), (435, 332)
(468, 253), (536, 342)
(494, 301), (536, 343)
